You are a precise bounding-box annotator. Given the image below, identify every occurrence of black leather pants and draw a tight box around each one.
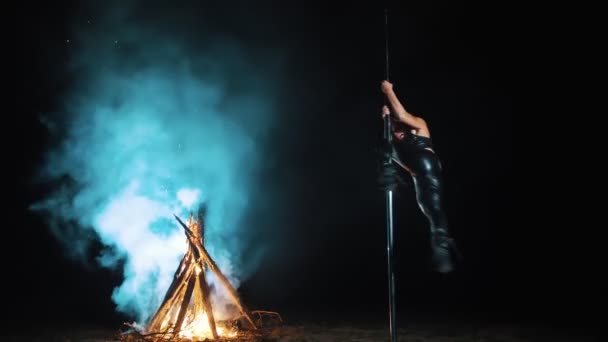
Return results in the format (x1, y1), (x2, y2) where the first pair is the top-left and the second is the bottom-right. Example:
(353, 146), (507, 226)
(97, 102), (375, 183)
(393, 144), (456, 273)
(408, 150), (447, 233)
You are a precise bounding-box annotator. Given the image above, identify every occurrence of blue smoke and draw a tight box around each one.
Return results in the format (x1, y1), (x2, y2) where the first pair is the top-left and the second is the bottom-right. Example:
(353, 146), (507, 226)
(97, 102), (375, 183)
(31, 1), (282, 324)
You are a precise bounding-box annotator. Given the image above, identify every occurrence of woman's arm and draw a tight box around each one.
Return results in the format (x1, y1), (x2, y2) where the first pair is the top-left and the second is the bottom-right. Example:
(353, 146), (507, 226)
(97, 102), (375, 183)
(381, 80), (427, 131)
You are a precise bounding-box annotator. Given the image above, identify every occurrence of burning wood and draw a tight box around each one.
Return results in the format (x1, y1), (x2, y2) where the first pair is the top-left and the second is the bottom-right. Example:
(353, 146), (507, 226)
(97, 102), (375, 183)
(119, 212), (281, 341)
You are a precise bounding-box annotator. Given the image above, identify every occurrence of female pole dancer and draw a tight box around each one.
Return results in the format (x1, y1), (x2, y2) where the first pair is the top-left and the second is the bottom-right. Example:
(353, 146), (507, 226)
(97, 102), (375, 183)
(380, 79), (458, 273)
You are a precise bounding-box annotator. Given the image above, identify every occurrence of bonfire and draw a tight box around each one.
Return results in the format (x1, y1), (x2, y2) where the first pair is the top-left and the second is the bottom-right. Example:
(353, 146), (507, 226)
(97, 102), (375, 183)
(120, 212), (282, 341)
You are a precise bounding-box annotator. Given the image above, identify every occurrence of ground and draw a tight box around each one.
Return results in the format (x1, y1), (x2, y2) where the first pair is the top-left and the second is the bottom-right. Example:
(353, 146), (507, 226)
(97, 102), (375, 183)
(1, 321), (595, 342)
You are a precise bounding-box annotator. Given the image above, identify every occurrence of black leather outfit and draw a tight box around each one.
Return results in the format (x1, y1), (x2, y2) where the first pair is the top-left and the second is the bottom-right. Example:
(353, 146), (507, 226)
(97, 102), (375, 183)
(391, 133), (457, 273)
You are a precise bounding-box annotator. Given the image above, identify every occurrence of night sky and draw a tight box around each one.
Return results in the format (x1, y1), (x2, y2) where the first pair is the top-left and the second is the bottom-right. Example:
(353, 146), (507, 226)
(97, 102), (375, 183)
(6, 0), (598, 338)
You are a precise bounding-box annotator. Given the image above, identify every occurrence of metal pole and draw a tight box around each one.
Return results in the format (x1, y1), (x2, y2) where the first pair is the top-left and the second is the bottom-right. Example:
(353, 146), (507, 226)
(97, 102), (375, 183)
(383, 8), (398, 342)
(384, 119), (397, 342)
(386, 186), (397, 342)
(384, 9), (397, 342)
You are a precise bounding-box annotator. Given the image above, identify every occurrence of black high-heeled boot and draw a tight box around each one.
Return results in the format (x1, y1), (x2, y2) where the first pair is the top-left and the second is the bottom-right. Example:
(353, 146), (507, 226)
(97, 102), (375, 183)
(430, 229), (457, 273)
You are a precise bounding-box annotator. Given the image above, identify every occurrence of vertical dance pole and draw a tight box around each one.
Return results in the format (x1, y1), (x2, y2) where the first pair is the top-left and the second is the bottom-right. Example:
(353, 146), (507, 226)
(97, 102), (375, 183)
(383, 8), (398, 342)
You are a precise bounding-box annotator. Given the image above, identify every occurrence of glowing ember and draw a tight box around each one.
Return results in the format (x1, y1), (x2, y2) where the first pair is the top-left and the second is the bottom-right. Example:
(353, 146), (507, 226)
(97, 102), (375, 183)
(178, 313), (237, 339)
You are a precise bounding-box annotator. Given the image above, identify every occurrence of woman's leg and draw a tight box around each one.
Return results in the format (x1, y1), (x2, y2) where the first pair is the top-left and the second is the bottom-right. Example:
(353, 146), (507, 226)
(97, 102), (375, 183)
(411, 150), (455, 273)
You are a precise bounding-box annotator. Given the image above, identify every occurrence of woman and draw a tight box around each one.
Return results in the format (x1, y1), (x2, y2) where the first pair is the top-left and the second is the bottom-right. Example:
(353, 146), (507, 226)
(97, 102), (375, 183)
(381, 80), (458, 273)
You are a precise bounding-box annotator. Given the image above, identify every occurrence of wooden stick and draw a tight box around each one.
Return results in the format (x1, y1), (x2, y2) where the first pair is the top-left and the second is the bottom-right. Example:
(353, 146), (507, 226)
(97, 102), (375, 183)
(149, 218), (199, 329)
(194, 242), (256, 329)
(173, 274), (197, 336)
(147, 263), (193, 332)
(198, 264), (218, 340)
(192, 269), (204, 316)
(157, 248), (193, 310)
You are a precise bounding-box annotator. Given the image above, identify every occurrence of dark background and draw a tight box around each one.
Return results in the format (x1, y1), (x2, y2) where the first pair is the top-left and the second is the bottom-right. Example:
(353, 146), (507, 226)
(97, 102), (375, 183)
(7, 0), (597, 338)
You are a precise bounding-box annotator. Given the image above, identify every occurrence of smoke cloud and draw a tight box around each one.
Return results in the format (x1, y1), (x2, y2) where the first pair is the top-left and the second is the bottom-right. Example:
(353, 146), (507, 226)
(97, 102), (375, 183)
(31, 1), (283, 324)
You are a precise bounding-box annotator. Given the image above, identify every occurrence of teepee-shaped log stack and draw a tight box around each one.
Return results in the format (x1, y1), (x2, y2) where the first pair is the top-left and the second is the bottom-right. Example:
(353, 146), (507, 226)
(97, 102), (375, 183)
(146, 213), (256, 340)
